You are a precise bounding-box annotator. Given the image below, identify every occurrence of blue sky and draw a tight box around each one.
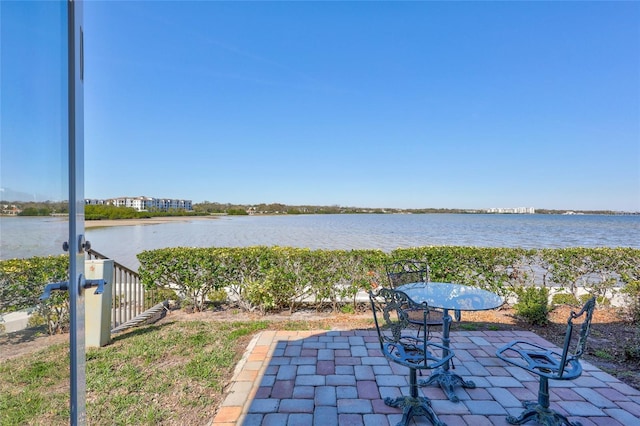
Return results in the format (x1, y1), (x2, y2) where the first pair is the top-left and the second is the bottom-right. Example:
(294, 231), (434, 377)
(1, 1), (68, 202)
(2, 2), (639, 211)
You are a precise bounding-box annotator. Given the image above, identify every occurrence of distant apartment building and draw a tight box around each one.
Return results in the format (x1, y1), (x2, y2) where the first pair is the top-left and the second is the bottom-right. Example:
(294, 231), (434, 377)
(486, 207), (535, 214)
(1, 204), (21, 215)
(85, 196), (193, 212)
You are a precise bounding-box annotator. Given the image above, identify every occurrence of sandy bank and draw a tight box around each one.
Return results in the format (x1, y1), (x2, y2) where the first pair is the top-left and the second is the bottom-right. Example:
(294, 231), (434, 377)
(85, 215), (219, 229)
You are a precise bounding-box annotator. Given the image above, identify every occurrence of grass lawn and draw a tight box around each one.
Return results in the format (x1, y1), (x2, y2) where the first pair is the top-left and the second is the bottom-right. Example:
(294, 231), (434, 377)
(0, 320), (269, 425)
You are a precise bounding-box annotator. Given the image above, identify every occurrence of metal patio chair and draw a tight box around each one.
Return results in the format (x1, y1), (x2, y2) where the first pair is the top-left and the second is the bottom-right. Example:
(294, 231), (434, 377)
(385, 260), (460, 339)
(369, 287), (453, 426)
(386, 259), (432, 289)
(495, 297), (597, 426)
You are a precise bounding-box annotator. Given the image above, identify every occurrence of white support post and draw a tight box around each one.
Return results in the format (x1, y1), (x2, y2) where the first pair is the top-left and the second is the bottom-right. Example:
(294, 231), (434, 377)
(85, 260), (113, 347)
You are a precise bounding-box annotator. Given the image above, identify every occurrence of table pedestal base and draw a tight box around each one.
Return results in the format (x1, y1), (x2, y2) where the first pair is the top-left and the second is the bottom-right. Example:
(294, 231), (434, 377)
(419, 368), (476, 402)
(384, 395), (446, 426)
(507, 401), (583, 426)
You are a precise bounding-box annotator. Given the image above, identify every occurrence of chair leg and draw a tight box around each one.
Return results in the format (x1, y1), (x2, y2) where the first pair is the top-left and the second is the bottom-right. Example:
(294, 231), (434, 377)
(506, 377), (583, 426)
(417, 326), (423, 376)
(384, 368), (446, 426)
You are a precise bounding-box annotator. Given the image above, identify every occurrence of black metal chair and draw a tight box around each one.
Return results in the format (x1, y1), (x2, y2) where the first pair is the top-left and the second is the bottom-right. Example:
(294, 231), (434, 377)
(369, 287), (453, 426)
(386, 259), (432, 289)
(385, 260), (461, 338)
(495, 297), (597, 426)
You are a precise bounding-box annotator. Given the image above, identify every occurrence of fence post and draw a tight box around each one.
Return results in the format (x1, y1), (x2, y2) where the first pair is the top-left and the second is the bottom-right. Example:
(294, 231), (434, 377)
(85, 260), (113, 347)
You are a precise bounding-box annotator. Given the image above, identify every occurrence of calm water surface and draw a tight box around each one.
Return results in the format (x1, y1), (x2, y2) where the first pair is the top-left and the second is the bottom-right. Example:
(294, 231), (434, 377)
(1, 214), (638, 269)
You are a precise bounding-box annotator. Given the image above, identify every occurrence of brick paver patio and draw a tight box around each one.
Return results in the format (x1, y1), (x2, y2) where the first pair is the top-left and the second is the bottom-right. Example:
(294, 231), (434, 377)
(210, 329), (640, 426)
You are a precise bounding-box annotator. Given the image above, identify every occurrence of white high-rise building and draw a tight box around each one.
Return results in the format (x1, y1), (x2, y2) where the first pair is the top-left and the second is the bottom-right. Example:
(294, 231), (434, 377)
(486, 207), (535, 214)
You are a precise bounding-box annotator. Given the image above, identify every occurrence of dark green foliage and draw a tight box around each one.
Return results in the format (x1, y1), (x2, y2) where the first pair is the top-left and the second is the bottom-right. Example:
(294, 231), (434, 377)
(514, 286), (550, 325)
(0, 256), (69, 334)
(136, 247), (639, 319)
(85, 205), (139, 220)
(3, 247), (639, 327)
(551, 292), (580, 306)
(85, 204), (203, 220)
(18, 207), (52, 216)
(624, 343), (640, 362)
(226, 209), (248, 215)
(13, 202), (67, 216)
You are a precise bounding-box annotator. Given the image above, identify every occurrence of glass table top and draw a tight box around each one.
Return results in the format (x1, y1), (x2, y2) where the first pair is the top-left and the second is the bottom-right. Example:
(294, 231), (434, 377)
(396, 282), (503, 311)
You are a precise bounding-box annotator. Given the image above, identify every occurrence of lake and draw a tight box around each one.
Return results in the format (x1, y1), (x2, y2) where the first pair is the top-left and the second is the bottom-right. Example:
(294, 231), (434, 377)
(1, 214), (639, 270)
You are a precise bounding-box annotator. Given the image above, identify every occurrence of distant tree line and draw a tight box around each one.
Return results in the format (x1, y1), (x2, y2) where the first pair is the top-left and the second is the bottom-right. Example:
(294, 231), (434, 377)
(4, 200), (635, 217)
(194, 202), (636, 216)
(85, 205), (203, 220)
(14, 202), (68, 216)
(193, 201), (475, 215)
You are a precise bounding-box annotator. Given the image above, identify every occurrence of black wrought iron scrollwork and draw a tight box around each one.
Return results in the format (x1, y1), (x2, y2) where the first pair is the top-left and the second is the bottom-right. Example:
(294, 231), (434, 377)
(369, 287), (454, 426)
(496, 297), (597, 426)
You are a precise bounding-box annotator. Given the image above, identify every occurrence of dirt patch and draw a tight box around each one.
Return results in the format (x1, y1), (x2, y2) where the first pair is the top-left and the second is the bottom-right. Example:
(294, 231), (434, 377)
(0, 326), (67, 361)
(2, 305), (639, 391)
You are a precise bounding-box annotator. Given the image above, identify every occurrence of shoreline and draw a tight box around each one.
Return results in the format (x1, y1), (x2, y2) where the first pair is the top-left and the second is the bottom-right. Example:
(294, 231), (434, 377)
(84, 215), (219, 229)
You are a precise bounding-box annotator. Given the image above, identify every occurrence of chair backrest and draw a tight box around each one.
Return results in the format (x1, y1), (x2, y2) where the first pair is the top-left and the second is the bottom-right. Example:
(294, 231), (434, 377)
(368, 287), (428, 347)
(385, 260), (429, 288)
(558, 297), (596, 376)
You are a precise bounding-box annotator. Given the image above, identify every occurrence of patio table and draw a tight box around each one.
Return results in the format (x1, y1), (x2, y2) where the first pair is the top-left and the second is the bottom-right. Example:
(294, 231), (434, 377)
(396, 282), (504, 402)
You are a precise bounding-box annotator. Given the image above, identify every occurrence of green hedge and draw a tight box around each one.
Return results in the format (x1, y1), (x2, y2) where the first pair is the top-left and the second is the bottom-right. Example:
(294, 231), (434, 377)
(137, 246), (640, 317)
(0, 255), (69, 334)
(3, 247), (639, 331)
(136, 247), (387, 313)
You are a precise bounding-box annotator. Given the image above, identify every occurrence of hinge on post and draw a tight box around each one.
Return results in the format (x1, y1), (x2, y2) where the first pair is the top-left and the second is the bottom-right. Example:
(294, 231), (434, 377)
(84, 279), (105, 295)
(39, 276), (105, 301)
(40, 281), (69, 301)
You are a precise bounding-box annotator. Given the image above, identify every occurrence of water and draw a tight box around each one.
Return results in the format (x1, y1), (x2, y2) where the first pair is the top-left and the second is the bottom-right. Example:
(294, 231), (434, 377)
(1, 214), (639, 270)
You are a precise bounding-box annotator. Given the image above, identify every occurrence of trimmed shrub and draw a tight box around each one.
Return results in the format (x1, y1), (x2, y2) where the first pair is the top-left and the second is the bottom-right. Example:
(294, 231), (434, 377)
(0, 256), (69, 334)
(551, 292), (579, 306)
(514, 286), (549, 325)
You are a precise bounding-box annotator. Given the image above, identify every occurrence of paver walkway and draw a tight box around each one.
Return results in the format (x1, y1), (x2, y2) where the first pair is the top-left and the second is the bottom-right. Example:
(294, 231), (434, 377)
(211, 329), (640, 426)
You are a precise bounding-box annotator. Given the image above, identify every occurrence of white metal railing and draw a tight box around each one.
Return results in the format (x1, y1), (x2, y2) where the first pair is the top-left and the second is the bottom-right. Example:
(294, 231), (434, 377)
(86, 248), (162, 330)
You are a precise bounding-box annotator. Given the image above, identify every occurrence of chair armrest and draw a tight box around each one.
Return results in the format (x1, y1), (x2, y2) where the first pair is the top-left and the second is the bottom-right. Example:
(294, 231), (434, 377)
(496, 340), (582, 380)
(383, 340), (454, 370)
(425, 341), (455, 369)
